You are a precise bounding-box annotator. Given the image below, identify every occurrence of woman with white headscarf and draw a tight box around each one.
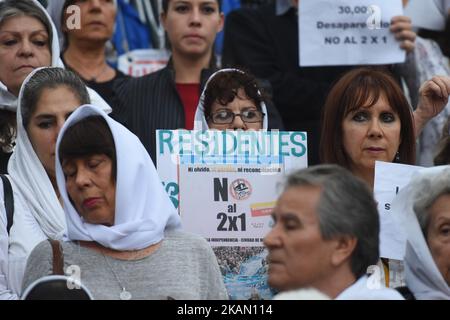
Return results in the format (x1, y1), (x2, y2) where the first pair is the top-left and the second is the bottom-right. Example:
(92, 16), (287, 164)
(22, 105), (228, 300)
(0, 0), (111, 173)
(0, 66), (99, 300)
(392, 166), (450, 299)
(194, 68), (269, 131)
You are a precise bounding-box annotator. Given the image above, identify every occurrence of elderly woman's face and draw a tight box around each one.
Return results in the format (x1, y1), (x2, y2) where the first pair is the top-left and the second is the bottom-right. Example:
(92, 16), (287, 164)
(207, 88), (264, 130)
(426, 193), (450, 286)
(65, 0), (117, 43)
(62, 154), (116, 227)
(0, 16), (51, 96)
(341, 93), (401, 180)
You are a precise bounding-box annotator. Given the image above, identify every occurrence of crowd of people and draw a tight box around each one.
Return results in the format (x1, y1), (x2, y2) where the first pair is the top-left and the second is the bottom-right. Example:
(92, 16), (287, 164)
(0, 0), (449, 300)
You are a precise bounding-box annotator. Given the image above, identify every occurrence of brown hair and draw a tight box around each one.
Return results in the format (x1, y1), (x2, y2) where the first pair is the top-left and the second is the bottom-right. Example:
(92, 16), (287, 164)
(202, 69), (264, 118)
(162, 0), (222, 13)
(320, 67), (416, 168)
(59, 116), (117, 180)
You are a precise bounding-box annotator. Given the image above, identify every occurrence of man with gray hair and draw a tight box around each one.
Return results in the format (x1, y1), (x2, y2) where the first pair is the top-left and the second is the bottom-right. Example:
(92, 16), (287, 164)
(264, 164), (404, 299)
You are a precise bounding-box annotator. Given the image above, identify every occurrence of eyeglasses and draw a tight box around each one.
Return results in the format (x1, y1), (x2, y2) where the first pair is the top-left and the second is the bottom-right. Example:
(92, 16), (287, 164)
(208, 109), (265, 125)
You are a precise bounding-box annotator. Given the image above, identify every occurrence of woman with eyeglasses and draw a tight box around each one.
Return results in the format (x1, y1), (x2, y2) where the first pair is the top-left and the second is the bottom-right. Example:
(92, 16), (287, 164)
(194, 68), (268, 130)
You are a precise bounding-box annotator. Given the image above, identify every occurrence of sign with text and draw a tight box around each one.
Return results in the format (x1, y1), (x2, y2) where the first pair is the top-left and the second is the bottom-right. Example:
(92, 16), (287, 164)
(374, 161), (422, 260)
(117, 49), (170, 77)
(156, 130), (308, 246)
(299, 0), (405, 66)
(157, 130), (307, 300)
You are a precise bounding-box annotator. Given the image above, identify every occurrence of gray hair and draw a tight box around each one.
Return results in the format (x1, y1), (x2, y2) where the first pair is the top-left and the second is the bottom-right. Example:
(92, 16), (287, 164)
(21, 67), (90, 128)
(0, 0), (53, 49)
(413, 167), (450, 238)
(283, 164), (380, 279)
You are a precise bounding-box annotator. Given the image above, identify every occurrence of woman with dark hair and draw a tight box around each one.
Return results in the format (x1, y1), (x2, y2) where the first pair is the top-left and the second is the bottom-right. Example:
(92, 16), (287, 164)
(194, 68), (267, 130)
(320, 67), (450, 189)
(0, 67), (90, 299)
(47, 0), (128, 107)
(111, 0), (283, 163)
(22, 105), (228, 300)
(319, 67), (450, 289)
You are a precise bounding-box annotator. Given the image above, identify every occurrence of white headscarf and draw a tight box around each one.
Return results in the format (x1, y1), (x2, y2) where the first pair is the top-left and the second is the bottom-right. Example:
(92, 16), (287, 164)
(405, 0), (450, 31)
(0, 0), (111, 113)
(193, 68), (269, 130)
(391, 166), (450, 299)
(0, 0), (64, 112)
(55, 105), (182, 250)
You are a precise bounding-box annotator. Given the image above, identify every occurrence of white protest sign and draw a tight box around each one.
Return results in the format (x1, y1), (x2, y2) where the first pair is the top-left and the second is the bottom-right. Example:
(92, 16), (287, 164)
(299, 0), (405, 66)
(374, 161), (422, 260)
(117, 48), (170, 77)
(157, 130), (308, 300)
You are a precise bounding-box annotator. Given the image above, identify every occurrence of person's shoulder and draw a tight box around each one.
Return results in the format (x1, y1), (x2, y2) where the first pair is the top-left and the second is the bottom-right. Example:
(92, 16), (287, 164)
(114, 67), (170, 93)
(164, 230), (210, 249)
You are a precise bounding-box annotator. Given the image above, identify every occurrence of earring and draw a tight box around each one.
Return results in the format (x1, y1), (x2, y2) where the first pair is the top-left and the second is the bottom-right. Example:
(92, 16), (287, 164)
(395, 151), (400, 162)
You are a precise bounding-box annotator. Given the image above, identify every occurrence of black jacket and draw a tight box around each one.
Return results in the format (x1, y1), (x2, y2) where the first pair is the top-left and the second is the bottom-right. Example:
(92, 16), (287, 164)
(111, 65), (283, 165)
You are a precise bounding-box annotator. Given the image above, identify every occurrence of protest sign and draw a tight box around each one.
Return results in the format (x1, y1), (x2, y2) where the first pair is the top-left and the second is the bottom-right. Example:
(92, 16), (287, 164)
(374, 161), (422, 260)
(117, 48), (170, 77)
(157, 130), (307, 299)
(299, 0), (405, 66)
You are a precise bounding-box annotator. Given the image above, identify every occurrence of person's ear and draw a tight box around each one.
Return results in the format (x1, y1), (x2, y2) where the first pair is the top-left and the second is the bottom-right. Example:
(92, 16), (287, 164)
(217, 12), (225, 33)
(160, 12), (167, 31)
(330, 236), (357, 267)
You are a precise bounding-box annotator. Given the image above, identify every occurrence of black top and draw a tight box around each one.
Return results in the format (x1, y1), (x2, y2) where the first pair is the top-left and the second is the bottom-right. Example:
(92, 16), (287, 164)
(222, 4), (402, 165)
(61, 56), (129, 110)
(396, 286), (416, 300)
(0, 150), (11, 174)
(110, 65), (284, 165)
(83, 70), (128, 109)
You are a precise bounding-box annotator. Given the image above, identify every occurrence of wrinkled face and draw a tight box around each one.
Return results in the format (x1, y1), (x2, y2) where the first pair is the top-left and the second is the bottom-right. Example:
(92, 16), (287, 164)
(426, 193), (450, 286)
(27, 86), (82, 181)
(62, 154), (116, 226)
(0, 16), (51, 96)
(65, 0), (116, 43)
(161, 0), (224, 59)
(207, 88), (264, 130)
(263, 185), (336, 292)
(342, 94), (401, 179)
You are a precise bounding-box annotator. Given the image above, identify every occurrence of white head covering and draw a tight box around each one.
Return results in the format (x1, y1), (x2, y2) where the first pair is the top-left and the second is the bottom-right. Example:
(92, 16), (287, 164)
(391, 166), (450, 299)
(193, 68), (269, 130)
(55, 105), (182, 250)
(0, 0), (64, 112)
(0, 0), (111, 113)
(405, 0), (450, 31)
(8, 67), (68, 240)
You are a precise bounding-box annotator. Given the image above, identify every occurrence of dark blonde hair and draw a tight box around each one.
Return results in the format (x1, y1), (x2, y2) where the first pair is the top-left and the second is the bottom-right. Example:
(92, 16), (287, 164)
(320, 67), (416, 168)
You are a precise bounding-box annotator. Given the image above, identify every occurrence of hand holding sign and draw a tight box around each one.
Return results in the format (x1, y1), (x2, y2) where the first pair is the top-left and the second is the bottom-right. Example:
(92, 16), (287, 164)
(414, 76), (450, 137)
(390, 15), (416, 53)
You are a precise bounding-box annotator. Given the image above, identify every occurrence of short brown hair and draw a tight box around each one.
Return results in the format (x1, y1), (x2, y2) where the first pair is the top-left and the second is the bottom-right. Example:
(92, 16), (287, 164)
(202, 69), (264, 118)
(59, 116), (116, 180)
(320, 67), (415, 167)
